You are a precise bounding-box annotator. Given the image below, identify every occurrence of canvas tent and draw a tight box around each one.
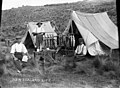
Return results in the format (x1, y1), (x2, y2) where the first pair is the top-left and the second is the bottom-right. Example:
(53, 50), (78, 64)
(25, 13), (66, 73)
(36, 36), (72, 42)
(63, 11), (118, 56)
(21, 21), (57, 49)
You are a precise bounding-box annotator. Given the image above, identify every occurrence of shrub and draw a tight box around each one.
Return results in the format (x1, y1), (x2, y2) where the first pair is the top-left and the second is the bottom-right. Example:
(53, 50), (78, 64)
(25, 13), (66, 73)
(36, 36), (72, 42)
(103, 60), (117, 71)
(92, 57), (101, 69)
(0, 52), (5, 77)
(61, 56), (76, 71)
(92, 55), (108, 69)
(75, 59), (95, 75)
(0, 51), (5, 60)
(92, 54), (120, 79)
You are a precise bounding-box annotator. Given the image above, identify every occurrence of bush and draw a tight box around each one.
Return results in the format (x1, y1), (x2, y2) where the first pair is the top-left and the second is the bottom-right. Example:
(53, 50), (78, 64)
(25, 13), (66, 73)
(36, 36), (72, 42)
(92, 55), (108, 69)
(92, 54), (120, 79)
(75, 59), (95, 75)
(103, 60), (117, 71)
(0, 51), (5, 60)
(61, 56), (76, 71)
(0, 52), (5, 77)
(92, 57), (102, 69)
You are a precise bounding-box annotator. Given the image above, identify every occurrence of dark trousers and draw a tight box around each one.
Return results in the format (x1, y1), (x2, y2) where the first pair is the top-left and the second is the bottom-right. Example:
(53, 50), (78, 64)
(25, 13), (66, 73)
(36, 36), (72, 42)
(14, 52), (23, 71)
(13, 60), (22, 71)
(36, 34), (43, 50)
(22, 61), (29, 68)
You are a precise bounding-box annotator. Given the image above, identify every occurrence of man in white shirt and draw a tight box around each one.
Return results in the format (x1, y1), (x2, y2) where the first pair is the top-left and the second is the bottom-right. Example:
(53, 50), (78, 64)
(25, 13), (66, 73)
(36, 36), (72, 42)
(10, 36), (30, 73)
(75, 38), (87, 56)
(32, 22), (45, 52)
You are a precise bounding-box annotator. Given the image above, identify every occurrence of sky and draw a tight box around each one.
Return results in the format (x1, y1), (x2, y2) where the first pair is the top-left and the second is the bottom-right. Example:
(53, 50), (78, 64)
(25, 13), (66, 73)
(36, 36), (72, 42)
(2, 0), (84, 10)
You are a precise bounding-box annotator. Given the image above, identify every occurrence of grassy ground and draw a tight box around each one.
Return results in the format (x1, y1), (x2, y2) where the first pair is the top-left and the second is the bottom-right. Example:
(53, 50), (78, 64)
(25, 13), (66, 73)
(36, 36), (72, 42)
(0, 64), (120, 88)
(0, 41), (120, 88)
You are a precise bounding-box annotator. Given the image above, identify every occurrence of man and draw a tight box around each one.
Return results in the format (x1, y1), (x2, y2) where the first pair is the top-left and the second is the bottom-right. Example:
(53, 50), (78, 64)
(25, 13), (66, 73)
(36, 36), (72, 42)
(32, 22), (45, 52)
(10, 36), (30, 73)
(75, 38), (87, 56)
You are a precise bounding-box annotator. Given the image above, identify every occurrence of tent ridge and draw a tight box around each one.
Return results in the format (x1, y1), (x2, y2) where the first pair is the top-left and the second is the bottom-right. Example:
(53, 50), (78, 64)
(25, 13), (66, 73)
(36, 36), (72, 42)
(73, 12), (86, 28)
(75, 11), (107, 16)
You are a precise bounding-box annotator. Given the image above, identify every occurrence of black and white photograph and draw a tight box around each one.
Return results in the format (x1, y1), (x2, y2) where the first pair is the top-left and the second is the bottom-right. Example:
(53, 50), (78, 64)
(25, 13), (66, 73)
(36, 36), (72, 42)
(0, 0), (119, 88)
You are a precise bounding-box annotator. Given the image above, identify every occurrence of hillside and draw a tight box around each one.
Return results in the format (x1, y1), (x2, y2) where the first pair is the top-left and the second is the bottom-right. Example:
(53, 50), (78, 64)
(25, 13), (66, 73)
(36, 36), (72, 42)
(1, 0), (117, 39)
(0, 1), (119, 88)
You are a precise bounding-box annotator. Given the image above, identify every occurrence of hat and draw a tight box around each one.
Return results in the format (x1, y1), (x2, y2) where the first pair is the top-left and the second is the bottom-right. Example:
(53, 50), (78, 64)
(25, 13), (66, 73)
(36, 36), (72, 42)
(78, 38), (84, 43)
(36, 22), (42, 25)
(16, 36), (22, 39)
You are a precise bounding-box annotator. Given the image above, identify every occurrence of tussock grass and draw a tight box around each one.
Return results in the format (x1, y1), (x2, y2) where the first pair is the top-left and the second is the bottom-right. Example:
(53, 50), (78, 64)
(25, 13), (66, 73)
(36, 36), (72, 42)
(0, 42), (119, 88)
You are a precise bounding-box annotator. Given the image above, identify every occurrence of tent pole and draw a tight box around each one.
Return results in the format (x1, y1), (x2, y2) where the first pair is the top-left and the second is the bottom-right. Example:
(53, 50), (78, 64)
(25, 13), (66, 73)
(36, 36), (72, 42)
(71, 21), (74, 52)
(109, 49), (112, 59)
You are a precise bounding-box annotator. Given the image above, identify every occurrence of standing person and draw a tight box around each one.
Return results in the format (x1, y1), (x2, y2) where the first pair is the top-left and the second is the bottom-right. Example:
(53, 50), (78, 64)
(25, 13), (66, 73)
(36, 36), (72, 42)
(10, 36), (30, 73)
(32, 22), (45, 52)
